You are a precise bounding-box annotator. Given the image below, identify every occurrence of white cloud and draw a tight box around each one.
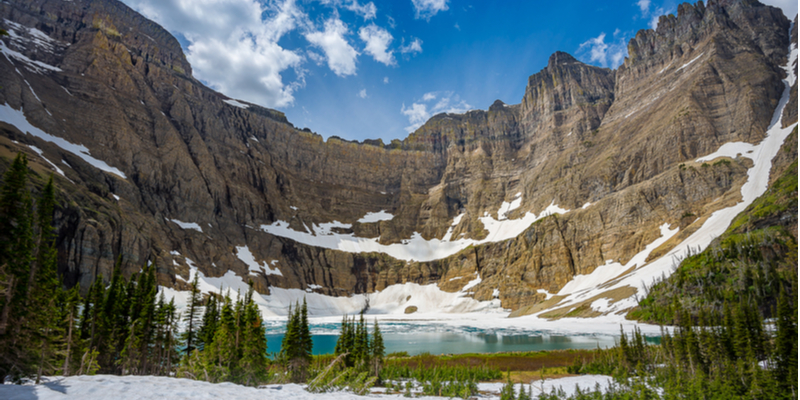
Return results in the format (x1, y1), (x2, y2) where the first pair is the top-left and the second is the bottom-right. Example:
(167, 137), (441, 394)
(358, 88), (368, 98)
(122, 0), (305, 108)
(400, 37), (423, 54)
(760, 0), (798, 20)
(383, 76), (389, 84)
(577, 32), (627, 68)
(305, 17), (360, 76)
(346, 0), (377, 20)
(401, 91), (471, 132)
(637, 0), (650, 14)
(307, 50), (325, 65)
(411, 0), (448, 19)
(359, 24), (395, 66)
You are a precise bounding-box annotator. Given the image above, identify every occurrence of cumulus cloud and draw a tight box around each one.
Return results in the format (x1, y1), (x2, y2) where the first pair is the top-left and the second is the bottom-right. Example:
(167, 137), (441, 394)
(359, 24), (395, 65)
(637, 0), (650, 14)
(346, 0), (377, 20)
(305, 17), (360, 76)
(401, 91), (471, 132)
(358, 88), (368, 98)
(400, 37), (423, 54)
(383, 76), (389, 84)
(411, 0), (448, 19)
(123, 0), (305, 108)
(577, 31), (627, 69)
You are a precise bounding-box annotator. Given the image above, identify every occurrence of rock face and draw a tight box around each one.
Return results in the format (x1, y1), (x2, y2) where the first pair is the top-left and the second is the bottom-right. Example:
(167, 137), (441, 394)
(0, 0), (795, 315)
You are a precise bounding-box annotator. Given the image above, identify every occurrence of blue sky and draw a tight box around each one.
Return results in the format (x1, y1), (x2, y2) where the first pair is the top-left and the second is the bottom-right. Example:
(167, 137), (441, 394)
(121, 0), (797, 142)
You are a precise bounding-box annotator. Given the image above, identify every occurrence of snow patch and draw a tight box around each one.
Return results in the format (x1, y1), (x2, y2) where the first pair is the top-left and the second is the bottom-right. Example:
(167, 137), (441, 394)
(223, 99), (249, 109)
(676, 52), (704, 71)
(27, 145), (67, 179)
(357, 210), (394, 223)
(0, 41), (61, 73)
(167, 218), (203, 233)
(261, 201), (568, 262)
(235, 245), (283, 276)
(536, 289), (554, 300)
(0, 103), (127, 178)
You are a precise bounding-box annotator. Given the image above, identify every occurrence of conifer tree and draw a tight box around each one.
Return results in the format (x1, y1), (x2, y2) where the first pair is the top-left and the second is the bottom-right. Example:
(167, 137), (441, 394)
(197, 294), (219, 351)
(238, 285), (267, 385)
(370, 319), (384, 377)
(182, 274), (202, 354)
(773, 288), (797, 391)
(0, 153), (34, 342)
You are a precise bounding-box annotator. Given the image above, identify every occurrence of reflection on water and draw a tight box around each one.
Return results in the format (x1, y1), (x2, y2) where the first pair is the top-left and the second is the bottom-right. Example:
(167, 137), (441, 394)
(264, 323), (659, 356)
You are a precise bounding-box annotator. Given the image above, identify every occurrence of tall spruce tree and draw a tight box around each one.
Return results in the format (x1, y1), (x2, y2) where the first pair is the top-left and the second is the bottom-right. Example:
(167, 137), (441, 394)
(370, 319), (384, 377)
(182, 274), (202, 354)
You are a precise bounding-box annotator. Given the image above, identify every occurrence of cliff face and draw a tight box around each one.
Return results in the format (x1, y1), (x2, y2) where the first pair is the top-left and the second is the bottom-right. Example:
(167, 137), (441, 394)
(0, 0), (795, 315)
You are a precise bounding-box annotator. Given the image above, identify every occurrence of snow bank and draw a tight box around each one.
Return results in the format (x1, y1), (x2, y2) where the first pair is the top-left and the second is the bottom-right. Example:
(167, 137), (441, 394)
(479, 375), (614, 398)
(0, 374), (615, 400)
(261, 196), (568, 262)
(0, 103), (127, 178)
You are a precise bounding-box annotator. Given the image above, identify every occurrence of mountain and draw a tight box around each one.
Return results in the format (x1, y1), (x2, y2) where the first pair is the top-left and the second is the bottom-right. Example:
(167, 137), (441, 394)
(0, 0), (796, 318)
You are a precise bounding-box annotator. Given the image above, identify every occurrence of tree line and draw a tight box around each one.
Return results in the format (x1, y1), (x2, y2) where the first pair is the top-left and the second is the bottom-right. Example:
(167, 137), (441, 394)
(0, 152), (386, 388)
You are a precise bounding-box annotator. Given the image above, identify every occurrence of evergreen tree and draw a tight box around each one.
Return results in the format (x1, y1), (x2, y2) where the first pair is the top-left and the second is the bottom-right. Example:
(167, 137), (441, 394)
(0, 153), (34, 342)
(773, 288), (797, 392)
(238, 285), (267, 385)
(370, 319), (384, 377)
(299, 297), (312, 363)
(182, 274), (202, 355)
(197, 294), (219, 351)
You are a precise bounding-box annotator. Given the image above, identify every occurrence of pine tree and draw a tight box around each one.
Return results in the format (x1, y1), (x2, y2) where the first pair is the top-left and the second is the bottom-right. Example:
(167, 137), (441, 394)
(773, 288), (797, 391)
(62, 285), (81, 376)
(0, 153), (34, 345)
(205, 292), (236, 382)
(197, 294), (219, 351)
(370, 319), (384, 377)
(299, 298), (312, 362)
(182, 274), (202, 355)
(238, 285), (267, 385)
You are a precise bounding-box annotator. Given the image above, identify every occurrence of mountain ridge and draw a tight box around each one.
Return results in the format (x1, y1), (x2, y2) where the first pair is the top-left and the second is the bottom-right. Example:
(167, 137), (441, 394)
(0, 0), (795, 318)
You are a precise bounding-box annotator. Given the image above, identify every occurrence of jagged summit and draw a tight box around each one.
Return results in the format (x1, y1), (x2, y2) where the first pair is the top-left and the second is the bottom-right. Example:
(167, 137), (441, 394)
(547, 51), (580, 68)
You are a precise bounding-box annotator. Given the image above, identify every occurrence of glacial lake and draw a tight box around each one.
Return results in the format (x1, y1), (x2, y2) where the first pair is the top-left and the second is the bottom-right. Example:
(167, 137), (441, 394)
(263, 321), (659, 356)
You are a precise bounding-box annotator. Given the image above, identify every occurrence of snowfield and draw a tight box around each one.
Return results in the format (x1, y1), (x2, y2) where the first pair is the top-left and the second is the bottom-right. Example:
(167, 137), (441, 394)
(0, 374), (615, 400)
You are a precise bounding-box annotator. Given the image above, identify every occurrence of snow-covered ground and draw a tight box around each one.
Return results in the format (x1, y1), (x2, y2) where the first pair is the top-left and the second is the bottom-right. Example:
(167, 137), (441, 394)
(0, 374), (615, 400)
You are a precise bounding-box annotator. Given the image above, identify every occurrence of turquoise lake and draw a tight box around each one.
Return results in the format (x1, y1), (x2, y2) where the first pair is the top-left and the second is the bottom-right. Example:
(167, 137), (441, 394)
(263, 321), (659, 356)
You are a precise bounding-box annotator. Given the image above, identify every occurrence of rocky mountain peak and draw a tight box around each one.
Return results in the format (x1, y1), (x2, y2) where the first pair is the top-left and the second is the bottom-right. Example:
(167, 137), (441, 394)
(546, 51), (579, 68)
